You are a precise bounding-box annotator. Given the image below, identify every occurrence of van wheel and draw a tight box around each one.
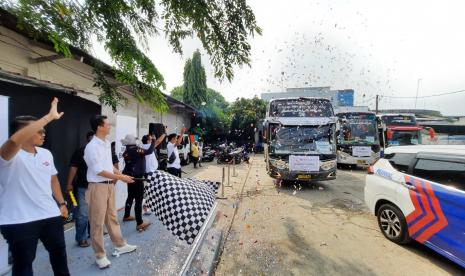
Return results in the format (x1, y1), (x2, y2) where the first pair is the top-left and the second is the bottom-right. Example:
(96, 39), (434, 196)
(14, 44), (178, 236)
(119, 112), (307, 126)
(377, 203), (411, 244)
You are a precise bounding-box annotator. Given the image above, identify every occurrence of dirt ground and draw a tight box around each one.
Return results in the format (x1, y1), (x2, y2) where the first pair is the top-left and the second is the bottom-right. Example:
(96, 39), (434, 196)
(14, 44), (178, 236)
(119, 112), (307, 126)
(205, 154), (464, 276)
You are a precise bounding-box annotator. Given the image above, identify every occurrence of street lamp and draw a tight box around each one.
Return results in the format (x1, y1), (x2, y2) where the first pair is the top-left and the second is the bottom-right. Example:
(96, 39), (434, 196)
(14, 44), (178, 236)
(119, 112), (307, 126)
(414, 78), (422, 109)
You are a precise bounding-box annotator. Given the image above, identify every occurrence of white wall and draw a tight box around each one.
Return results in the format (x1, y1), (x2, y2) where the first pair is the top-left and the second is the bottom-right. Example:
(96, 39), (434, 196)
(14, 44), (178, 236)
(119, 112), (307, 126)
(0, 27), (193, 212)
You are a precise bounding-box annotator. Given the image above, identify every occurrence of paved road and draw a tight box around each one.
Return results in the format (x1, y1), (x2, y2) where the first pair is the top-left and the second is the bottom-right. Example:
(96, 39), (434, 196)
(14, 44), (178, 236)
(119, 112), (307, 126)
(32, 164), (210, 276)
(214, 154), (463, 275)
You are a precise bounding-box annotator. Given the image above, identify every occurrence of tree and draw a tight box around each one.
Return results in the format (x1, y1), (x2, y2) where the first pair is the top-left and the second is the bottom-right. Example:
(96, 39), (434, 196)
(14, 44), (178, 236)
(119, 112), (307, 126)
(206, 88), (229, 110)
(229, 96), (266, 143)
(169, 86), (184, 102)
(170, 85), (230, 142)
(1, 1), (261, 111)
(183, 50), (207, 108)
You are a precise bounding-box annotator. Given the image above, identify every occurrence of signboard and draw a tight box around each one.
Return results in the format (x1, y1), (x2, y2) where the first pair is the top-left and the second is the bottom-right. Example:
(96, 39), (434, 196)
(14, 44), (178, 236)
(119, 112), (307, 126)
(289, 155), (320, 172)
(352, 146), (371, 157)
(0, 96), (8, 145)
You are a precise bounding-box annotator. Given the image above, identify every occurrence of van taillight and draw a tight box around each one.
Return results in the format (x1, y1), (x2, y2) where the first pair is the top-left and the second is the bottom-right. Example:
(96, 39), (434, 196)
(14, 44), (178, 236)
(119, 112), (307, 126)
(367, 166), (375, 175)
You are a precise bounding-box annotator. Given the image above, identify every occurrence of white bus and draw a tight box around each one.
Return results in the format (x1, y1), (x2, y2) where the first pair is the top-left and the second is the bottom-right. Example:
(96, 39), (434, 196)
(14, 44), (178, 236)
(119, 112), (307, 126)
(336, 112), (384, 167)
(263, 97), (337, 182)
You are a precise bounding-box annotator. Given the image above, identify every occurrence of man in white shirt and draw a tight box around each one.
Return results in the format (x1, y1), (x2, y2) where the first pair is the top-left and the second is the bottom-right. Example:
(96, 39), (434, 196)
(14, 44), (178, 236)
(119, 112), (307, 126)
(0, 98), (69, 275)
(141, 131), (166, 174)
(84, 115), (136, 269)
(166, 128), (186, 177)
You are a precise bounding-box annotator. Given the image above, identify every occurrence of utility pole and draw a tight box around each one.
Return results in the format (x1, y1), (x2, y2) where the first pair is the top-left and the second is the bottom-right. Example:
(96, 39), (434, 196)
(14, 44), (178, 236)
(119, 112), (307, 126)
(375, 94), (379, 114)
(415, 78), (422, 108)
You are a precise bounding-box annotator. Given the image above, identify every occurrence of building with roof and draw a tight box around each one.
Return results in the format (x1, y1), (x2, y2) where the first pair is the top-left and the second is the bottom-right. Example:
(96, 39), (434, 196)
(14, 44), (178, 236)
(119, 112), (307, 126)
(0, 8), (197, 210)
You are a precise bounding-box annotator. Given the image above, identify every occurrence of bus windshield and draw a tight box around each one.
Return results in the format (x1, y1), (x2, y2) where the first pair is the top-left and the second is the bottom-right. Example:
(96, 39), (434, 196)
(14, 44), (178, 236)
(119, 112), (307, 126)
(388, 131), (420, 146)
(381, 115), (417, 126)
(269, 99), (333, 118)
(338, 114), (378, 145)
(270, 125), (335, 154)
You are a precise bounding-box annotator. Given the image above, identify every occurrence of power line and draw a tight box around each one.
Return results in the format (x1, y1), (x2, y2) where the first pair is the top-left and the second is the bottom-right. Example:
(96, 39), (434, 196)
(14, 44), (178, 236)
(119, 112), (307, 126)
(380, 89), (465, 99)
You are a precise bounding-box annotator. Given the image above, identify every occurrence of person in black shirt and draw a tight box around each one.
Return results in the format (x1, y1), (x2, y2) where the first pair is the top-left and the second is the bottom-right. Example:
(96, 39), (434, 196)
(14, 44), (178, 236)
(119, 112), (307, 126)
(111, 141), (119, 170)
(121, 134), (155, 231)
(66, 131), (94, 247)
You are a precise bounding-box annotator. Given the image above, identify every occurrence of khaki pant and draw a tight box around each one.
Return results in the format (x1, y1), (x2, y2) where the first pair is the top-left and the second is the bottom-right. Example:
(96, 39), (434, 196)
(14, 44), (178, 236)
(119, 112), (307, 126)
(86, 183), (125, 258)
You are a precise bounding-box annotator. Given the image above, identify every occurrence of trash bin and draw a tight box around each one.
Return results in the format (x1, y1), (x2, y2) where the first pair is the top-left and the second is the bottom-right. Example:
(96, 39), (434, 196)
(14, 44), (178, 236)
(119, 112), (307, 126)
(0, 235), (11, 276)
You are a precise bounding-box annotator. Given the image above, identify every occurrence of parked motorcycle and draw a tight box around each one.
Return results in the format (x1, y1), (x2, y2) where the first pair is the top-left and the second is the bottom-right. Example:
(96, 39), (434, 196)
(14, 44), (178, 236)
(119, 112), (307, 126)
(216, 144), (243, 164)
(201, 147), (216, 162)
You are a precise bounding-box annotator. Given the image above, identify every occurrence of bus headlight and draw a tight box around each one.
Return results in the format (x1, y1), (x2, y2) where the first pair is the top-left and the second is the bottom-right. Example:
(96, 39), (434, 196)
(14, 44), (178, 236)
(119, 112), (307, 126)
(321, 160), (337, 171)
(337, 150), (350, 159)
(269, 158), (288, 170)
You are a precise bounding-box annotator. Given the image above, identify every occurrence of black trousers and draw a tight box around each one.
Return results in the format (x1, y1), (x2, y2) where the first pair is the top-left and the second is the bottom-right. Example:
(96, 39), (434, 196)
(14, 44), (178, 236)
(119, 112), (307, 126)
(166, 167), (182, 178)
(192, 156), (199, 168)
(124, 179), (144, 225)
(0, 216), (69, 276)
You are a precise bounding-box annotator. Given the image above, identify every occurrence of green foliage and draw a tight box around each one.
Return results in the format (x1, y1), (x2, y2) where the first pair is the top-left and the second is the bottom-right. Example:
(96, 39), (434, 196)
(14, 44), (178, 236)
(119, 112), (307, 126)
(229, 96), (266, 140)
(2, 0), (260, 111)
(170, 85), (230, 140)
(206, 88), (229, 110)
(183, 50), (207, 108)
(170, 86), (184, 102)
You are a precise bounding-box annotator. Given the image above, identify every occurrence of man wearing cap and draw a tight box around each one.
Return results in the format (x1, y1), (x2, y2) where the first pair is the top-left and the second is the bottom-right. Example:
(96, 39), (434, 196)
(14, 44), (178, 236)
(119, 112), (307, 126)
(120, 134), (154, 231)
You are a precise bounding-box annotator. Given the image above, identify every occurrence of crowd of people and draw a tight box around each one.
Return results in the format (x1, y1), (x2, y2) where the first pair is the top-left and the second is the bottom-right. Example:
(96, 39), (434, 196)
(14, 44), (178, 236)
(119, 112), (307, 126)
(0, 98), (192, 274)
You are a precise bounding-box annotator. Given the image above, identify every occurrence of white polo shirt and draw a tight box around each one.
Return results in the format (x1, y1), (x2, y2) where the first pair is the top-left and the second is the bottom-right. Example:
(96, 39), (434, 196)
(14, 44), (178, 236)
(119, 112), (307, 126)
(84, 136), (114, 183)
(142, 144), (158, 173)
(167, 142), (181, 169)
(0, 147), (60, 225)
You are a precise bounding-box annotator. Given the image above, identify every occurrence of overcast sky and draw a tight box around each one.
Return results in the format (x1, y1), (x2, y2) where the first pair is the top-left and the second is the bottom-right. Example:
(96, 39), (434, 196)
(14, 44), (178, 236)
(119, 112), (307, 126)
(95, 0), (465, 116)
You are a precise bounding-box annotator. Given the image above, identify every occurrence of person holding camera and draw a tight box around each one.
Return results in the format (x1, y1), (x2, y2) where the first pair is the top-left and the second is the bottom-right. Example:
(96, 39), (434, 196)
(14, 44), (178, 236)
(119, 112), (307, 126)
(121, 134), (155, 231)
(166, 127), (186, 177)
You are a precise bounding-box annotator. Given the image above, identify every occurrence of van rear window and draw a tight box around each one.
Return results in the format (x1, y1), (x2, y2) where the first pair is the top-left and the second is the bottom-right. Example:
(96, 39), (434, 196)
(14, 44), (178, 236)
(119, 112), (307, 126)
(384, 153), (415, 173)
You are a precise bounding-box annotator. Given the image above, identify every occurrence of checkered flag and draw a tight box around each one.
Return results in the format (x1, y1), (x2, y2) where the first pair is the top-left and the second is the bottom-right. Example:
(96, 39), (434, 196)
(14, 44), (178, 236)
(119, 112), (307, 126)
(144, 171), (218, 244)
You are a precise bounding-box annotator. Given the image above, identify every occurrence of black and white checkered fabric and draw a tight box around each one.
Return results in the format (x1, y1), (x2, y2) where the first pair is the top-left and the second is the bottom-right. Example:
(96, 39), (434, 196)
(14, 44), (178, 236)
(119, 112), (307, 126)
(144, 171), (219, 244)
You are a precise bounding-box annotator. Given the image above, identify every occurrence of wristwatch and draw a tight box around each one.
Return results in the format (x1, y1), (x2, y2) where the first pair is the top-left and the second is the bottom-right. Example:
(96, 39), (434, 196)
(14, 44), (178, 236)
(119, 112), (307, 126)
(59, 201), (67, 207)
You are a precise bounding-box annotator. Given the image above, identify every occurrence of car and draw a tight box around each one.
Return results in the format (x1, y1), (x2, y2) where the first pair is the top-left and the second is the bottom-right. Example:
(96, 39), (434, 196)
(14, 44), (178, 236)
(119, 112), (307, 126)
(364, 145), (465, 269)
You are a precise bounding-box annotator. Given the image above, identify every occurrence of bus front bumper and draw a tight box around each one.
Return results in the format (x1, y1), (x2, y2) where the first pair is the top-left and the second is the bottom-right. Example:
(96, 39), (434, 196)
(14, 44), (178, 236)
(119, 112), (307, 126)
(268, 159), (337, 182)
(337, 151), (380, 167)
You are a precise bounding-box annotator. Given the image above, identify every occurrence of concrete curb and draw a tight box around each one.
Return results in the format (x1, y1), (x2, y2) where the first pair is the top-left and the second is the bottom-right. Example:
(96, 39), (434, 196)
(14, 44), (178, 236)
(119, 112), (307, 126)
(186, 227), (223, 276)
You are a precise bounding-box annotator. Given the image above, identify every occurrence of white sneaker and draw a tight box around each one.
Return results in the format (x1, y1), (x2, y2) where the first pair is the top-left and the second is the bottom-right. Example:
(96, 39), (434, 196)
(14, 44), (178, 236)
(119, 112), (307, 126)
(96, 256), (111, 269)
(112, 243), (137, 257)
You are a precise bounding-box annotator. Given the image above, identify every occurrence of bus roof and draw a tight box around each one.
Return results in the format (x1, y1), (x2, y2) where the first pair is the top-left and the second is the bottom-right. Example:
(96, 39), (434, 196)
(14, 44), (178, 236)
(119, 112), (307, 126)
(336, 111), (376, 116)
(378, 113), (416, 117)
(268, 97), (331, 103)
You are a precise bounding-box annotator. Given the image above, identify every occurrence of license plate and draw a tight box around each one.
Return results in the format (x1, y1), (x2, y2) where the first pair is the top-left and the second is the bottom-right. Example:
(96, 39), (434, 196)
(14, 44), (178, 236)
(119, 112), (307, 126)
(297, 174), (312, 180)
(357, 160), (367, 165)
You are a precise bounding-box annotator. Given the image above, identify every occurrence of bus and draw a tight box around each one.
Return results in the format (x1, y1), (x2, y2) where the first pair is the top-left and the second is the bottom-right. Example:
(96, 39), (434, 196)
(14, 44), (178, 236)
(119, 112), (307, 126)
(336, 112), (383, 167)
(379, 114), (422, 147)
(263, 97), (337, 182)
